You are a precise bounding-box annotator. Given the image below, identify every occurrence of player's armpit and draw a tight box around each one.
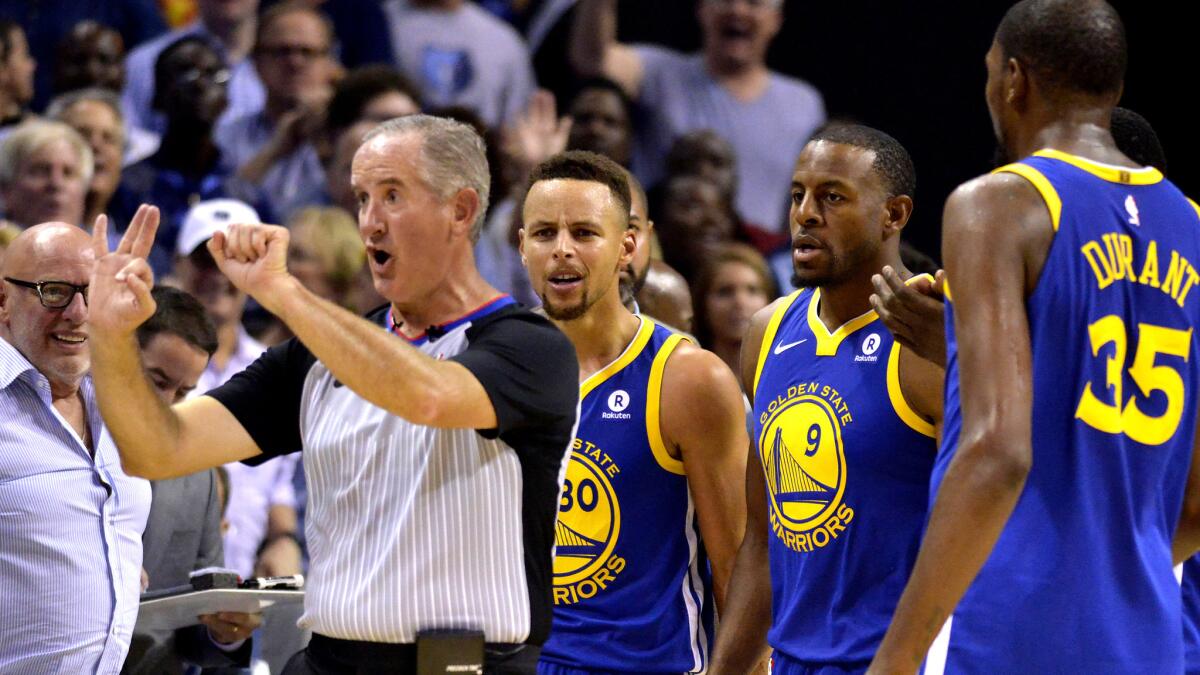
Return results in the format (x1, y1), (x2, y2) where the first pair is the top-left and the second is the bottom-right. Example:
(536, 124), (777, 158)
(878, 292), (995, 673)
(660, 344), (749, 613)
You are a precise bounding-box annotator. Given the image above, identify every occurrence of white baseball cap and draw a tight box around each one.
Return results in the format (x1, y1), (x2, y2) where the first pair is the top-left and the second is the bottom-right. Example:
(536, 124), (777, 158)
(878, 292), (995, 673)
(175, 198), (262, 257)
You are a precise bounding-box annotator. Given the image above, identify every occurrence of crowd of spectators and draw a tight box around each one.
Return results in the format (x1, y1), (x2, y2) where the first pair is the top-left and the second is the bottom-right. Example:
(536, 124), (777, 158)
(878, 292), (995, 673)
(0, 0), (829, 671)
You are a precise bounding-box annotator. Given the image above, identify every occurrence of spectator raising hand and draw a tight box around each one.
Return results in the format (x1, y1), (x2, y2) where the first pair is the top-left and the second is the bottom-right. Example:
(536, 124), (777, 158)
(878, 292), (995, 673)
(501, 89), (571, 182)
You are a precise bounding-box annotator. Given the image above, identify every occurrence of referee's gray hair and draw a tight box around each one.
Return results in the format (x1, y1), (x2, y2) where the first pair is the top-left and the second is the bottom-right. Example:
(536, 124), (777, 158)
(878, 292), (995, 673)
(0, 120), (94, 188)
(363, 114), (491, 242)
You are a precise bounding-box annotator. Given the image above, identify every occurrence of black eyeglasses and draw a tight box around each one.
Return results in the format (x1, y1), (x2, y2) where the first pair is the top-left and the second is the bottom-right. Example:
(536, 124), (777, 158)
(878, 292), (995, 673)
(3, 277), (89, 309)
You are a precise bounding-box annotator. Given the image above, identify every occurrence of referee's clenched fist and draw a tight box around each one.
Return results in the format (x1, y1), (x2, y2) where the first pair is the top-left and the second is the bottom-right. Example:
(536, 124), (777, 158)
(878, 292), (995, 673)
(205, 223), (292, 315)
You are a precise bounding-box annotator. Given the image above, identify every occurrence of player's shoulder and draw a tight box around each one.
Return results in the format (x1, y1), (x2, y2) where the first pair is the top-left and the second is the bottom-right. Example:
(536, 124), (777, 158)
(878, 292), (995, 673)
(950, 169), (1038, 204)
(749, 290), (804, 338)
(738, 290), (806, 387)
(659, 341), (743, 424)
(664, 339), (732, 383)
(945, 170), (1051, 234)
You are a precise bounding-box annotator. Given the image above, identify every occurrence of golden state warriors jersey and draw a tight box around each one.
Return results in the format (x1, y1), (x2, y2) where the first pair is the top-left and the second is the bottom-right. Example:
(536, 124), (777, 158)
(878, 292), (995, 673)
(929, 151), (1200, 673)
(751, 286), (936, 672)
(538, 318), (713, 674)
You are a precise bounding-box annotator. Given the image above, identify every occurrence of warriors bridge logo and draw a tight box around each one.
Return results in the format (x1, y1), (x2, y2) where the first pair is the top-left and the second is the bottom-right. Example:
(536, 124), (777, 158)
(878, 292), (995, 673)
(758, 382), (856, 553)
(553, 438), (625, 605)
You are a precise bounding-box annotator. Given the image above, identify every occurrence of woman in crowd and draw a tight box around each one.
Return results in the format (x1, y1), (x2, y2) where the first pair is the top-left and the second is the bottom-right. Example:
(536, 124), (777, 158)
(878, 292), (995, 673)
(692, 242), (778, 379)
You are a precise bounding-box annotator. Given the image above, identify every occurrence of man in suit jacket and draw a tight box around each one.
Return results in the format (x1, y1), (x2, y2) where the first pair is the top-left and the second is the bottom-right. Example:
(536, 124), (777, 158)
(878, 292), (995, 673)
(122, 286), (259, 674)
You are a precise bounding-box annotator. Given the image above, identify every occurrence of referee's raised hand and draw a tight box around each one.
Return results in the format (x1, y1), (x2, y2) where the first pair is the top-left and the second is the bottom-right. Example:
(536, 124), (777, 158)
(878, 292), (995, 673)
(88, 204), (160, 337)
(207, 222), (294, 314)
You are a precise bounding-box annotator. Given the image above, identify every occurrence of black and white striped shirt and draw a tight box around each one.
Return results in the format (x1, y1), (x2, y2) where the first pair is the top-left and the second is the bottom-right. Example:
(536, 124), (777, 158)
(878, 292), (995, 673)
(208, 300), (578, 645)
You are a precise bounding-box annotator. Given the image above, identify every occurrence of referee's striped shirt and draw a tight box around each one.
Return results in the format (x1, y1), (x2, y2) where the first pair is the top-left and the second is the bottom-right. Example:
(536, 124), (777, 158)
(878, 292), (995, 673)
(207, 298), (578, 644)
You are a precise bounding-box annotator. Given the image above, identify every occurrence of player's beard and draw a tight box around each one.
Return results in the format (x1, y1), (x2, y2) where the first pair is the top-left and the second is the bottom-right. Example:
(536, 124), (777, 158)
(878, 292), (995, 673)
(618, 260), (649, 309)
(791, 239), (877, 289)
(541, 280), (595, 321)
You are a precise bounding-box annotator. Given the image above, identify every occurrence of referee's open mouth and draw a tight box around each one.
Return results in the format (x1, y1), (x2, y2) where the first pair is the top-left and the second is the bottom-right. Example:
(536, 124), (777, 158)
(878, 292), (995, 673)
(368, 247), (394, 273)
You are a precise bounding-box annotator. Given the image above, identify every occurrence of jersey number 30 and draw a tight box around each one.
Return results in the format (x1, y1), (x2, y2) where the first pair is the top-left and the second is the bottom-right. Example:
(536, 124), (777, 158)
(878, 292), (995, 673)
(1075, 315), (1194, 445)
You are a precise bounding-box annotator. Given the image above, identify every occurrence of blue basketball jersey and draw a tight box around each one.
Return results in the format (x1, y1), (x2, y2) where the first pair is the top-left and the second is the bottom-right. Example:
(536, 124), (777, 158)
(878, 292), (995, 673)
(1183, 559), (1200, 673)
(750, 286), (937, 670)
(539, 318), (713, 674)
(928, 150), (1200, 673)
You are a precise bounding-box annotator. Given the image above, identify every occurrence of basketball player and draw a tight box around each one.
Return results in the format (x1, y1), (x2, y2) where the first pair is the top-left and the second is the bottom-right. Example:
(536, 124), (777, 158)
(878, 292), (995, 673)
(519, 151), (748, 673)
(618, 168), (653, 311)
(870, 2), (1200, 672)
(709, 124), (943, 674)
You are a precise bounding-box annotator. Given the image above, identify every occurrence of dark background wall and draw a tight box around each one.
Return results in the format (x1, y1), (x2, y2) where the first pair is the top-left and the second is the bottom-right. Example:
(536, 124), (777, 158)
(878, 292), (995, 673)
(615, 0), (1194, 262)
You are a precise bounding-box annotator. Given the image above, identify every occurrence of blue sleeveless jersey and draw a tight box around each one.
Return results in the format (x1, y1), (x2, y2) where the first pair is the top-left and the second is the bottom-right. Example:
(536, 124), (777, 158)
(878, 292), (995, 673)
(929, 150), (1200, 673)
(539, 318), (713, 674)
(1184, 559), (1200, 673)
(751, 287), (937, 670)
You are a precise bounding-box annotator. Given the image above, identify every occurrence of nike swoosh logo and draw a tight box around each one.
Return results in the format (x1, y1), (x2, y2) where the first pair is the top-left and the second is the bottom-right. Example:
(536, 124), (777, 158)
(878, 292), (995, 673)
(773, 339), (807, 355)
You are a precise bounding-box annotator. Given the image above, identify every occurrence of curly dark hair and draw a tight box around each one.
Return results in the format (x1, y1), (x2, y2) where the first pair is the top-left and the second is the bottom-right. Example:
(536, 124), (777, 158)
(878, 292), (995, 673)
(809, 123), (916, 199)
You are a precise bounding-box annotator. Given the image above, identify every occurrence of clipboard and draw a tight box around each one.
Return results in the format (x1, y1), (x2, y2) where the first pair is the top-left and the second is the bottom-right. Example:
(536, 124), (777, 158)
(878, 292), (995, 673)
(135, 589), (305, 632)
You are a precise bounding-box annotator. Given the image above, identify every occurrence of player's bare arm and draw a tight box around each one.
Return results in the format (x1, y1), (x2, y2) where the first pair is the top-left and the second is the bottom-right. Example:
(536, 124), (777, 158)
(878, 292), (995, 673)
(660, 341), (749, 612)
(88, 207), (266, 479)
(208, 223), (500, 431)
(869, 172), (1053, 674)
(709, 298), (789, 673)
(897, 344), (944, 442)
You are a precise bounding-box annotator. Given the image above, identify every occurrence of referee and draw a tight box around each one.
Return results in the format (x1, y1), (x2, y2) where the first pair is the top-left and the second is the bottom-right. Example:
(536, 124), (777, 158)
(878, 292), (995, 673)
(86, 116), (580, 673)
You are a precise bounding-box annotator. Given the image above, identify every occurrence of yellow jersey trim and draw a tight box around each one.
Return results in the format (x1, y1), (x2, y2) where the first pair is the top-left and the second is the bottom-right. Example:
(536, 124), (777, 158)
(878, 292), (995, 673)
(1188, 198), (1200, 222)
(580, 316), (654, 400)
(886, 343), (936, 438)
(1033, 148), (1164, 186)
(993, 163), (1063, 231)
(753, 290), (804, 396)
(807, 288), (879, 356)
(646, 333), (688, 475)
